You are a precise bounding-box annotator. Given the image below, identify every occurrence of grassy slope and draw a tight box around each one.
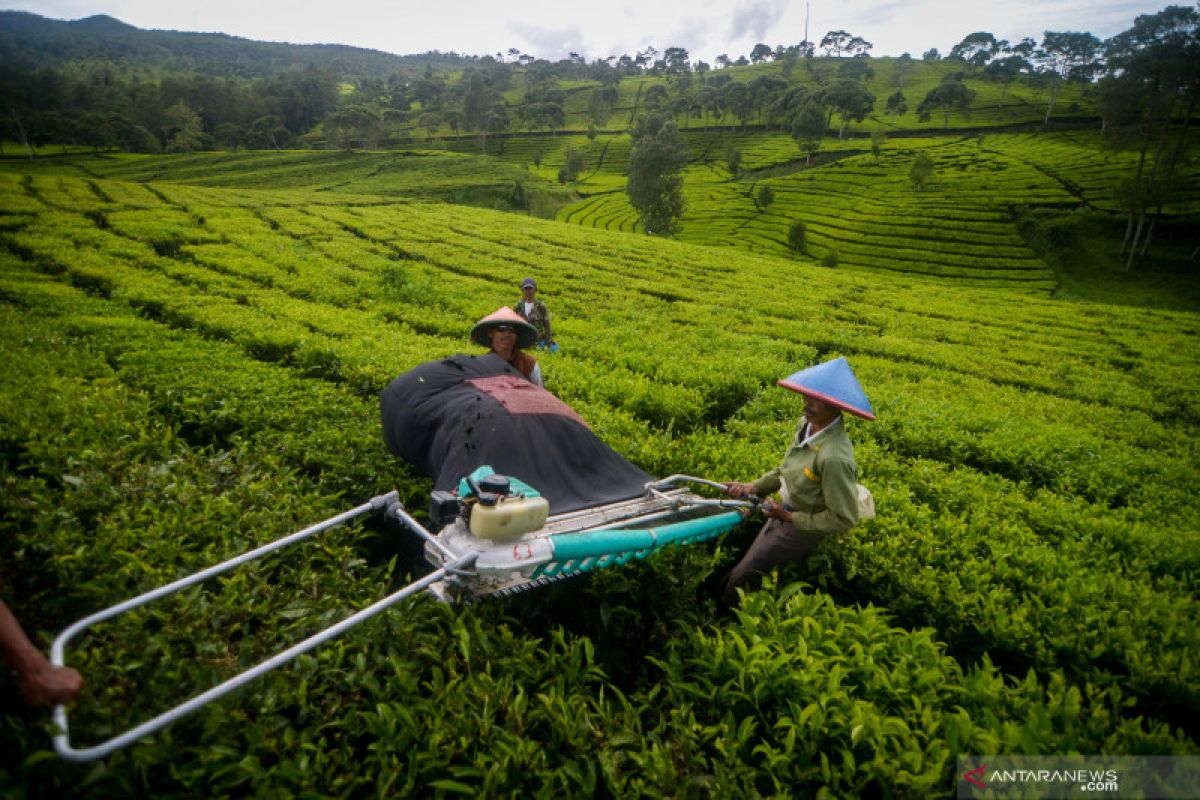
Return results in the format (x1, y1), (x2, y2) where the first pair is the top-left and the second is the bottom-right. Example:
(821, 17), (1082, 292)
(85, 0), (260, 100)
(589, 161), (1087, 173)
(0, 162), (1198, 794)
(8, 120), (1198, 307)
(401, 56), (1199, 307)
(13, 50), (1194, 303)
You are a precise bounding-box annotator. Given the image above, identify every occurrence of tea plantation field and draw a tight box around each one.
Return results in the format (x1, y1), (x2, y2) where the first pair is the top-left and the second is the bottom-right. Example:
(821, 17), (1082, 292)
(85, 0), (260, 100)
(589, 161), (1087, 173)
(24, 126), (1200, 298)
(1, 162), (1199, 796)
(556, 130), (1200, 289)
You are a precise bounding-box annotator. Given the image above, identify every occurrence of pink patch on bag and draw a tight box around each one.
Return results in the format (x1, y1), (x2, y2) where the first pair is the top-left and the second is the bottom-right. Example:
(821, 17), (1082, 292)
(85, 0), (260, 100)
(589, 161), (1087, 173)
(466, 375), (589, 428)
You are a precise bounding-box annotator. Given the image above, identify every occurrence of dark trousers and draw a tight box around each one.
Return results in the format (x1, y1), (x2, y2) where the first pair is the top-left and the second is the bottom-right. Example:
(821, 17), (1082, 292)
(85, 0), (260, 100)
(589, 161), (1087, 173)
(721, 518), (827, 605)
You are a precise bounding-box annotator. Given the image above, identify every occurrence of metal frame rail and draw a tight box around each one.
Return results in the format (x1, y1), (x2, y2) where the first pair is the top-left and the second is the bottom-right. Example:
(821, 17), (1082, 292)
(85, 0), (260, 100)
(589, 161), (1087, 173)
(49, 491), (460, 763)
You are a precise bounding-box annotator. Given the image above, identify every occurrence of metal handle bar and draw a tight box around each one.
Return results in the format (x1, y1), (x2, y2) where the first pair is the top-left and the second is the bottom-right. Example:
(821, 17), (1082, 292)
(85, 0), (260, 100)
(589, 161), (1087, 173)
(49, 491), (462, 762)
(387, 499), (457, 561)
(648, 475), (762, 507)
(650, 474), (730, 492)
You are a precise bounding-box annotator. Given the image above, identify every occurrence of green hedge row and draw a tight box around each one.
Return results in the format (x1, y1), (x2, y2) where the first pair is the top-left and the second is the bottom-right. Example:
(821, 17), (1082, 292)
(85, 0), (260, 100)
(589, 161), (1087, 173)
(3, 170), (1198, 796)
(6, 266), (1190, 798)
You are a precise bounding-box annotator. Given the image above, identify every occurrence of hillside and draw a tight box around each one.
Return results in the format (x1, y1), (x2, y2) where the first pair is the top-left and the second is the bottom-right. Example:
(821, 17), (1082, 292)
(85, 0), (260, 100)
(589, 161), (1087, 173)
(0, 163), (1198, 795)
(4, 8), (1186, 150)
(2, 5), (1193, 293)
(0, 10), (469, 79)
(14, 135), (1199, 302)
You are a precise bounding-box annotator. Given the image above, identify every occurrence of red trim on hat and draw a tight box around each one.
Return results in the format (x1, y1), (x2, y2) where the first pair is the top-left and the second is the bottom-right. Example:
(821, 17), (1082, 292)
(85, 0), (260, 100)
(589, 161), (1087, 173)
(776, 380), (876, 421)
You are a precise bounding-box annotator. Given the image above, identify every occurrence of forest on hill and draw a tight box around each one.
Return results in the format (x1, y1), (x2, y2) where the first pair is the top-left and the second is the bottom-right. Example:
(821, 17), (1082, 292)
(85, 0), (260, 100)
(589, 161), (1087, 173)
(0, 10), (470, 79)
(1, 6), (1197, 156)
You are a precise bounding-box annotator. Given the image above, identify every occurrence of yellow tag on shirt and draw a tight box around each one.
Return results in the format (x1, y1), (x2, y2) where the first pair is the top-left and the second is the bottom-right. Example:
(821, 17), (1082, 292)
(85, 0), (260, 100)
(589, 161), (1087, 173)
(803, 466), (821, 482)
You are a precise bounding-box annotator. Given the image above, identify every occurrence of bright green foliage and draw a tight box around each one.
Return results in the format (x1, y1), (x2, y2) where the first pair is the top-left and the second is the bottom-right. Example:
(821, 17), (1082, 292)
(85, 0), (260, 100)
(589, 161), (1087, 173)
(25, 130), (1185, 298)
(0, 163), (1197, 796)
(987, 131), (1200, 215)
(5, 149), (570, 212)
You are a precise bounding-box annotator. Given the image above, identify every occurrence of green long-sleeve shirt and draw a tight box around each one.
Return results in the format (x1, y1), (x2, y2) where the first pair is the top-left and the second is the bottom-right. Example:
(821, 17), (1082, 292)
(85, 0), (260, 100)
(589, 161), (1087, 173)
(752, 416), (859, 535)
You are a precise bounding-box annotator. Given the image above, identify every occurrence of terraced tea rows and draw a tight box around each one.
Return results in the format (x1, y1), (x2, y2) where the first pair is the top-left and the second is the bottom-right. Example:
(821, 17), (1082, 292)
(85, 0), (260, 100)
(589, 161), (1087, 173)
(561, 135), (1068, 289)
(21, 126), (1189, 296)
(16, 148), (565, 207)
(1, 166), (1198, 795)
(985, 131), (1200, 214)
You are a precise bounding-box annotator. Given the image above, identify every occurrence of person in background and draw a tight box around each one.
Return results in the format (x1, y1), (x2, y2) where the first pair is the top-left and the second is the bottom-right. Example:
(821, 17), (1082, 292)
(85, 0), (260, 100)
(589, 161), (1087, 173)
(1, 598), (82, 706)
(720, 357), (875, 606)
(514, 278), (558, 353)
(471, 306), (544, 387)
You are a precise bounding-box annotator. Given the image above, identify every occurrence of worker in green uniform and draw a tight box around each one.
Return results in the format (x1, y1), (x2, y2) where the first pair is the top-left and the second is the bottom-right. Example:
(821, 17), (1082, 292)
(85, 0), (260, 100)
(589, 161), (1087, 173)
(721, 357), (875, 605)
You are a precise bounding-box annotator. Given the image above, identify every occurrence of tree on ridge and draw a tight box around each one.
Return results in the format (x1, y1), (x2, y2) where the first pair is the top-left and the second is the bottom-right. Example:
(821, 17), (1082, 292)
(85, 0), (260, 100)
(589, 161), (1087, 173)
(626, 112), (687, 236)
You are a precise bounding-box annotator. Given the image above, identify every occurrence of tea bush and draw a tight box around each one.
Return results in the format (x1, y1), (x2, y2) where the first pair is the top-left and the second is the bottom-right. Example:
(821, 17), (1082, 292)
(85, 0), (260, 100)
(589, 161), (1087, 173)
(1, 165), (1197, 796)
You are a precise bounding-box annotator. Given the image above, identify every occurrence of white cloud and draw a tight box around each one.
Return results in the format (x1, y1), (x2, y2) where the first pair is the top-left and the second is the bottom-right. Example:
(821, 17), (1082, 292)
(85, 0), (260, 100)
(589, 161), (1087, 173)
(6, 0), (1172, 62)
(729, 0), (790, 42)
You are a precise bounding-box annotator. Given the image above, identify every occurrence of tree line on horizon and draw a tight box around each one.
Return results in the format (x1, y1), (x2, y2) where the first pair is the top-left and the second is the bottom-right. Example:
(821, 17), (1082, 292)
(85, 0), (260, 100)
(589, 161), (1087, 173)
(0, 5), (1194, 158)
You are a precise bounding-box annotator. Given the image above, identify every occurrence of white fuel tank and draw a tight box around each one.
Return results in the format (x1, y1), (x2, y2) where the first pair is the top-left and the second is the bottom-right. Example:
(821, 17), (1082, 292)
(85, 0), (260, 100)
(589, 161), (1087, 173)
(469, 495), (550, 540)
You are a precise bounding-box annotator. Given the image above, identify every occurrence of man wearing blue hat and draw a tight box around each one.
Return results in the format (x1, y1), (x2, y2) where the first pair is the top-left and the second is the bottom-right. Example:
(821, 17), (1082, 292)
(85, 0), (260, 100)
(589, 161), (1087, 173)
(721, 357), (874, 605)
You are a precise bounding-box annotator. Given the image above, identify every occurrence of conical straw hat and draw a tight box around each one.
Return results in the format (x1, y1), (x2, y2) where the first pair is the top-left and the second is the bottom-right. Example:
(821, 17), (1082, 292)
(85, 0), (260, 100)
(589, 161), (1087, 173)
(776, 357), (875, 420)
(470, 306), (538, 349)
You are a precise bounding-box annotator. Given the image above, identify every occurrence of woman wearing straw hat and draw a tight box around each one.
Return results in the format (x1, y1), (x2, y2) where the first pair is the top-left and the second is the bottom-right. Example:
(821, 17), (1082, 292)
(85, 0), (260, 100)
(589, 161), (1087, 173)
(720, 357), (875, 605)
(470, 306), (544, 387)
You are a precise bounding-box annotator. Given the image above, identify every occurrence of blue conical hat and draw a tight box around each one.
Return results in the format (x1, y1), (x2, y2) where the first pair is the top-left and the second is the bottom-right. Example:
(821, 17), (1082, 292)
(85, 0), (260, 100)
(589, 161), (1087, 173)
(776, 357), (875, 421)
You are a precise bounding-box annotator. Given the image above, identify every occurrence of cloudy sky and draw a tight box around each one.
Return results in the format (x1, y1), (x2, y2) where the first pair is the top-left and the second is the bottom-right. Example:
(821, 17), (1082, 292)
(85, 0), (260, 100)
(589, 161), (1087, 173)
(6, 0), (1172, 62)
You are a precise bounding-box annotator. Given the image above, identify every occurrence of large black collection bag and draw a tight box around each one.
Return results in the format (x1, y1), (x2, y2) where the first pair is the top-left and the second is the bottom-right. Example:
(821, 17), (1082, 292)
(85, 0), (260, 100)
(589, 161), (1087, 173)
(380, 354), (652, 514)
